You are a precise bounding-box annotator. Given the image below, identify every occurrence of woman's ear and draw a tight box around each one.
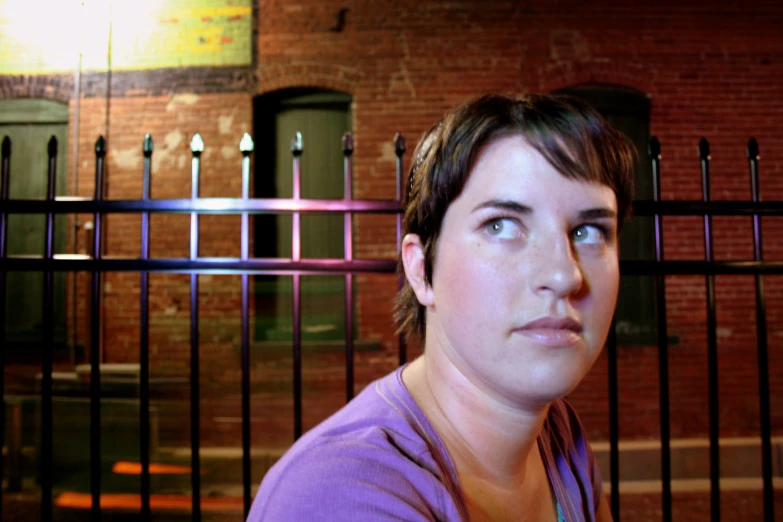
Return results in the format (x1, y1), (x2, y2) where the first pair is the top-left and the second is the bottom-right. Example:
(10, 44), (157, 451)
(401, 233), (434, 307)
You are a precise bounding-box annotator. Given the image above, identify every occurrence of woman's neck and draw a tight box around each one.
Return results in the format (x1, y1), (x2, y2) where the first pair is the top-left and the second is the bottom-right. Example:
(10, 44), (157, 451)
(402, 354), (551, 487)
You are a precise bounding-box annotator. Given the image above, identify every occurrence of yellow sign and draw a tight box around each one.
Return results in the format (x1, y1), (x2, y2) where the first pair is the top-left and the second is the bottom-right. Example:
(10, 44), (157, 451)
(0, 0), (251, 74)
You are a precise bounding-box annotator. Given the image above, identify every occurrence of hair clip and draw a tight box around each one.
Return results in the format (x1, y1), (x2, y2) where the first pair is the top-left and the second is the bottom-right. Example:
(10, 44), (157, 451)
(408, 122), (443, 199)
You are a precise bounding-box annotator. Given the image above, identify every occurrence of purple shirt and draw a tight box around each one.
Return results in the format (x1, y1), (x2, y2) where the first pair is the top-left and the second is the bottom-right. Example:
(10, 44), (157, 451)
(247, 366), (603, 521)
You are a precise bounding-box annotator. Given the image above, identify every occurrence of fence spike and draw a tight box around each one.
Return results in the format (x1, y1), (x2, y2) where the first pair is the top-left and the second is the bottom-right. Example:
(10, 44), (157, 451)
(48, 136), (58, 157)
(747, 137), (759, 160)
(239, 132), (254, 154)
(342, 131), (354, 156)
(291, 132), (303, 156)
(2, 135), (10, 157)
(394, 133), (406, 156)
(698, 137), (711, 161)
(190, 133), (204, 155)
(648, 136), (661, 159)
(95, 136), (106, 157)
(143, 134), (154, 156)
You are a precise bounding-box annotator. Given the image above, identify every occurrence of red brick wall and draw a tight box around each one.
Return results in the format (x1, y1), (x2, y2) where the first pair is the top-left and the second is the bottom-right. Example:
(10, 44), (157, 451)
(252, 0), (783, 444)
(2, 0), (783, 447)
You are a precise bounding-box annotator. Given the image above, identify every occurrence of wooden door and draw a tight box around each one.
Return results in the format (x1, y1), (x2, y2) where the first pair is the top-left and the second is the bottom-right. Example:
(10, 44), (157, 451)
(253, 90), (353, 342)
(0, 99), (68, 348)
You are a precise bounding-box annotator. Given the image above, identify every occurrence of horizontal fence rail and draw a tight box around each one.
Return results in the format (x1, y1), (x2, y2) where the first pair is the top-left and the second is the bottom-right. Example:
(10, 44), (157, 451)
(0, 133), (778, 522)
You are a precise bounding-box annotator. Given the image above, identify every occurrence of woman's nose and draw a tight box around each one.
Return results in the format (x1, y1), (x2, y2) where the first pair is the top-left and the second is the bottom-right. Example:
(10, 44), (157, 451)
(529, 236), (584, 298)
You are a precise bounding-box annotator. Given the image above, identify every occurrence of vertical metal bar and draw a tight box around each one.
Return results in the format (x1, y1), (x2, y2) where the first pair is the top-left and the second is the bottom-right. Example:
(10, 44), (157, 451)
(291, 132), (302, 262)
(607, 318), (620, 521)
(291, 132), (303, 440)
(139, 134), (153, 521)
(71, 43), (83, 367)
(699, 137), (720, 522)
(0, 136), (11, 510)
(40, 136), (58, 522)
(91, 136), (107, 522)
(239, 132), (254, 518)
(189, 133), (204, 522)
(747, 138), (774, 522)
(342, 132), (355, 402)
(649, 137), (672, 522)
(394, 133), (407, 366)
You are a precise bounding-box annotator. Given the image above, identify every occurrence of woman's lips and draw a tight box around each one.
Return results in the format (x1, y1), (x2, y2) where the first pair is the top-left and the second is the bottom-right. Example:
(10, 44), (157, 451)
(514, 316), (583, 347)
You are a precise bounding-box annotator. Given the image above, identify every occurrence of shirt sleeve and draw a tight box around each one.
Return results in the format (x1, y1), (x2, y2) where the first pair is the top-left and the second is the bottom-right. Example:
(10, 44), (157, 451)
(246, 437), (448, 521)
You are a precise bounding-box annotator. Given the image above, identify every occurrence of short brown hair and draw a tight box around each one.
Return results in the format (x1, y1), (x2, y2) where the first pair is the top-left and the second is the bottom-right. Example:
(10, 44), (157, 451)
(394, 93), (636, 341)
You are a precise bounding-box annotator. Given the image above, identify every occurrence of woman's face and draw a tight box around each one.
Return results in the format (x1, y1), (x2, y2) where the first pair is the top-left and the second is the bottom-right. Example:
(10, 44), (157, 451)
(421, 135), (620, 408)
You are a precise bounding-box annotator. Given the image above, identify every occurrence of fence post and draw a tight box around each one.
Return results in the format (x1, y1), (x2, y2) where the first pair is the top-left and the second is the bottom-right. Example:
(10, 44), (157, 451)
(650, 136), (672, 522)
(0, 136), (11, 504)
(139, 133), (153, 520)
(290, 132), (303, 440)
(699, 137), (721, 522)
(40, 135), (58, 522)
(748, 138), (775, 522)
(189, 133), (203, 522)
(90, 135), (106, 522)
(394, 133), (407, 366)
(239, 131), (254, 519)
(342, 131), (355, 402)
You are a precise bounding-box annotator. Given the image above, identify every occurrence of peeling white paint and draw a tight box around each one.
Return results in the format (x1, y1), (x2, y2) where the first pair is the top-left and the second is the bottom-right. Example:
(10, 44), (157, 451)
(151, 152), (168, 172)
(218, 114), (234, 135)
(112, 148), (142, 169)
(220, 145), (237, 160)
(380, 141), (397, 163)
(166, 93), (200, 112)
(388, 61), (416, 98)
(220, 145), (239, 159)
(152, 149), (181, 172)
(164, 129), (185, 151)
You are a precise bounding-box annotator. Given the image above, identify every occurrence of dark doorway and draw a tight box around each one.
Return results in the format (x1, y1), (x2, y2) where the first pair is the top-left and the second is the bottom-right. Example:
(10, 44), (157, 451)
(555, 85), (657, 345)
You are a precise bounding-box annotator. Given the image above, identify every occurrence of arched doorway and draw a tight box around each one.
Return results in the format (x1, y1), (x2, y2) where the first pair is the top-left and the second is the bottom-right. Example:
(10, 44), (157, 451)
(0, 98), (69, 350)
(252, 88), (353, 342)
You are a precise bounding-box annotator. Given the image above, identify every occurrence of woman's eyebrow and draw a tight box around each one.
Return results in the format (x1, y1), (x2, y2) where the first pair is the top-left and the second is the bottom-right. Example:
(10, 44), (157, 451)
(472, 199), (532, 215)
(579, 208), (617, 220)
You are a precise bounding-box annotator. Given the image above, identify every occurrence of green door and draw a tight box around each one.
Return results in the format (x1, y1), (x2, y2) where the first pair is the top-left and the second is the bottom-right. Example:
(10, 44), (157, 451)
(253, 90), (353, 342)
(1, 99), (69, 348)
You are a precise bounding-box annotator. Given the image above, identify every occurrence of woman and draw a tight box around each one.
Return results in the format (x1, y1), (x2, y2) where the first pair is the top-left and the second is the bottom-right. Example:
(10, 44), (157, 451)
(247, 93), (635, 521)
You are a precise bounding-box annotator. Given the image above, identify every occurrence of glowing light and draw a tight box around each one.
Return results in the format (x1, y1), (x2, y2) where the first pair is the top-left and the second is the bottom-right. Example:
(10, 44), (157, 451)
(56, 492), (244, 511)
(112, 461), (192, 475)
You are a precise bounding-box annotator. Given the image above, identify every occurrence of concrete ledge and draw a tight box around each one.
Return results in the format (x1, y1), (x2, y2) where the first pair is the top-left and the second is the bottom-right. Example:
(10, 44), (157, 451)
(593, 437), (783, 482)
(605, 477), (783, 494)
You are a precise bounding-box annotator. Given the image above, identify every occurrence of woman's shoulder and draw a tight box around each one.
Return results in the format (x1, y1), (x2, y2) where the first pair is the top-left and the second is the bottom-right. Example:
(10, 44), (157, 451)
(247, 368), (462, 521)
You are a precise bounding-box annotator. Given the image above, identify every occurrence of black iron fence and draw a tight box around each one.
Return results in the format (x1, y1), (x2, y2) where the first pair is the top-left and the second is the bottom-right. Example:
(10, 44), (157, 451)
(0, 132), (780, 522)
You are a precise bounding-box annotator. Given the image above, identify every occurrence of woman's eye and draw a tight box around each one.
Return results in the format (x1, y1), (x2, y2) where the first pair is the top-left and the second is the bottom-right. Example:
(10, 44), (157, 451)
(572, 224), (606, 245)
(485, 218), (522, 239)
